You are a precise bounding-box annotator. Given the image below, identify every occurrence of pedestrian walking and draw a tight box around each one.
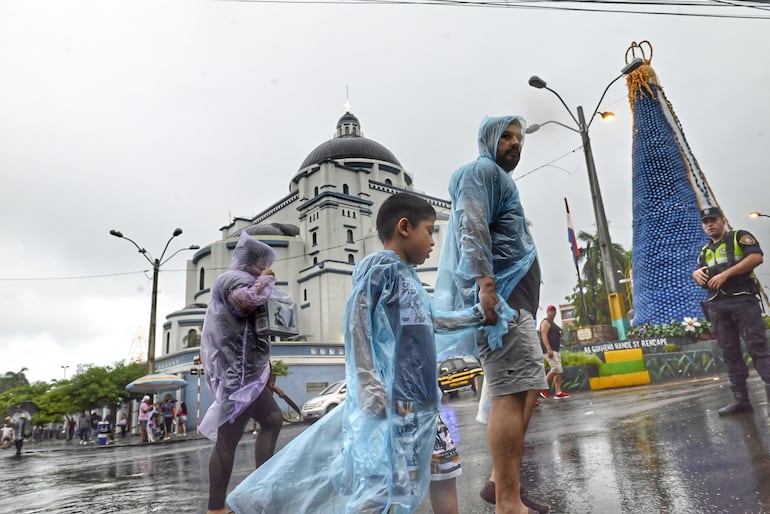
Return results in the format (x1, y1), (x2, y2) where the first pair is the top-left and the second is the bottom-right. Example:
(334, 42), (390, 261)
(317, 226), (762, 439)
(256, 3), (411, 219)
(434, 115), (549, 514)
(138, 396), (151, 442)
(177, 401), (188, 436)
(539, 305), (569, 399)
(10, 404), (31, 456)
(692, 206), (770, 416)
(200, 231), (284, 514)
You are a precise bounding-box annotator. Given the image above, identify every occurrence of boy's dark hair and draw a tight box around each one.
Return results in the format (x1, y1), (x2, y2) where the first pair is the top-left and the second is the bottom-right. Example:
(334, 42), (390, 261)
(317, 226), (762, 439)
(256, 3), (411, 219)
(376, 193), (436, 242)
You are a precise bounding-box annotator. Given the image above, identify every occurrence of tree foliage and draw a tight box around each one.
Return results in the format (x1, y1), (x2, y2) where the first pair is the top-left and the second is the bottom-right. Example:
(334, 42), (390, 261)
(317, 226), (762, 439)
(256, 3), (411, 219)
(0, 361), (146, 425)
(0, 368), (30, 394)
(565, 231), (631, 327)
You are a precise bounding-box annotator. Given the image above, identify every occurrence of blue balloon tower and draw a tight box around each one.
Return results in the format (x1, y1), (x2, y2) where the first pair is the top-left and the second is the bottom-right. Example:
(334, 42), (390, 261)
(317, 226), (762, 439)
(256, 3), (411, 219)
(626, 42), (715, 325)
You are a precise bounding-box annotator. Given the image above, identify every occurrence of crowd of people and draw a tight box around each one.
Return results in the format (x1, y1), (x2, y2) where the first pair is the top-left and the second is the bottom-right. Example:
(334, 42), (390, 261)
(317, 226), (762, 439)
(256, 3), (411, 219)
(136, 396), (189, 443)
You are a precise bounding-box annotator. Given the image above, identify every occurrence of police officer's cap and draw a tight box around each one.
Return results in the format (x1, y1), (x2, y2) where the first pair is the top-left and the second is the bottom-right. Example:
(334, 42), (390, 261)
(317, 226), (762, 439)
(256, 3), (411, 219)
(700, 207), (723, 221)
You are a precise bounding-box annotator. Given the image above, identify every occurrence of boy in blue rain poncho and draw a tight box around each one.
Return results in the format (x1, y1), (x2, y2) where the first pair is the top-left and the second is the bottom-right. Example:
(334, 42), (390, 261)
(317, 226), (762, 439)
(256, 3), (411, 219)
(434, 116), (549, 514)
(227, 193), (493, 514)
(200, 231), (284, 514)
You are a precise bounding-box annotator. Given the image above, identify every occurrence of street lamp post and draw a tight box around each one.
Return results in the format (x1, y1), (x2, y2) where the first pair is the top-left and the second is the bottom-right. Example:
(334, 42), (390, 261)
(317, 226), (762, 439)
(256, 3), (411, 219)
(528, 58), (643, 339)
(61, 365), (69, 380)
(749, 211), (770, 219)
(110, 228), (200, 374)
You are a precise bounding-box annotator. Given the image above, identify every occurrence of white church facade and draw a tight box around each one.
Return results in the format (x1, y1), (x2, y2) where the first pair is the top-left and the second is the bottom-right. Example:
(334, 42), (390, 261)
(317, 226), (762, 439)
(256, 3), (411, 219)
(154, 111), (452, 425)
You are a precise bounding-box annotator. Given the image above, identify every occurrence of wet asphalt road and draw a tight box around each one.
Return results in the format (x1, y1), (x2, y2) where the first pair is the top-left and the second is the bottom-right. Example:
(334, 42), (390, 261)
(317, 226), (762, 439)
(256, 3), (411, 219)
(3, 376), (770, 514)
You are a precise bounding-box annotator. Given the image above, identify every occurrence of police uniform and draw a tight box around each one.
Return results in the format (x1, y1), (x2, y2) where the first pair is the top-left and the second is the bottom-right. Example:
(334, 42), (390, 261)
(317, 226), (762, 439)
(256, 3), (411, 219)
(697, 207), (770, 416)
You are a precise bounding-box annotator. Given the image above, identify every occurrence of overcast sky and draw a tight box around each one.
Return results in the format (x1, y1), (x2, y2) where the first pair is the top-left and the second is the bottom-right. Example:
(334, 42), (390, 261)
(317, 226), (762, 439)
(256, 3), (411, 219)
(2, 1), (769, 383)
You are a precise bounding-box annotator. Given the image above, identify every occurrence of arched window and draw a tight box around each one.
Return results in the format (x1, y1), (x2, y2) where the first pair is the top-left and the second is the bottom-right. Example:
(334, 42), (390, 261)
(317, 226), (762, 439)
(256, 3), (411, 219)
(348, 254), (355, 264)
(314, 186), (319, 196)
(183, 329), (200, 348)
(346, 229), (354, 243)
(303, 289), (308, 302)
(313, 256), (318, 265)
(343, 184), (349, 195)
(384, 178), (392, 186)
(165, 333), (170, 354)
(312, 232), (318, 247)
(199, 267), (205, 290)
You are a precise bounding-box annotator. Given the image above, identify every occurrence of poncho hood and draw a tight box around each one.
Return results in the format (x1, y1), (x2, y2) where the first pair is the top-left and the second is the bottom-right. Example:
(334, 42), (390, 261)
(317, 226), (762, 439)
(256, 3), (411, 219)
(477, 115), (526, 165)
(230, 230), (277, 275)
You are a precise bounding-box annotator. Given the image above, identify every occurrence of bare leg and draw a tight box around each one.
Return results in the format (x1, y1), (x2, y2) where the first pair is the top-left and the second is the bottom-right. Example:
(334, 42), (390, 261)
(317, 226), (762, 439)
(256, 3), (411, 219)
(488, 392), (531, 514)
(554, 374), (563, 395)
(544, 369), (555, 392)
(430, 478), (460, 514)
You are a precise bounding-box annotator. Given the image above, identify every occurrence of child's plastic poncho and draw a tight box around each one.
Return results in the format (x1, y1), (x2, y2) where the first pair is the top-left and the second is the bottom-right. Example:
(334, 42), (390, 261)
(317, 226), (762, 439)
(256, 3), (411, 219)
(199, 231), (277, 441)
(434, 115), (538, 357)
(227, 250), (482, 514)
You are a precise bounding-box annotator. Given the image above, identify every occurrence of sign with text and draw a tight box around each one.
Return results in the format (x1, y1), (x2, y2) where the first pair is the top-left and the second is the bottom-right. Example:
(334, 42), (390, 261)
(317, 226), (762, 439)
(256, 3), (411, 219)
(581, 337), (669, 355)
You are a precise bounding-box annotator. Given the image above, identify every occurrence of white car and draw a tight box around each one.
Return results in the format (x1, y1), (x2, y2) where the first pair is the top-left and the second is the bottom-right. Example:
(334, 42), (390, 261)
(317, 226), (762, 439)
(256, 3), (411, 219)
(300, 380), (346, 421)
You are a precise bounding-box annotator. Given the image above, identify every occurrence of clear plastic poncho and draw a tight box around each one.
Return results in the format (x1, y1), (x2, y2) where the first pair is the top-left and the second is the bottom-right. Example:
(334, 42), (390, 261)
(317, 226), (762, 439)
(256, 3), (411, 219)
(227, 250), (483, 514)
(199, 231), (277, 441)
(434, 115), (538, 357)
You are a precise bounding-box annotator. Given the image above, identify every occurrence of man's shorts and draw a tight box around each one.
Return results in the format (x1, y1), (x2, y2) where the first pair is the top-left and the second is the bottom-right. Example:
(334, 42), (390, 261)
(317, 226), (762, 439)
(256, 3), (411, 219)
(478, 309), (548, 397)
(431, 414), (462, 481)
(545, 351), (563, 374)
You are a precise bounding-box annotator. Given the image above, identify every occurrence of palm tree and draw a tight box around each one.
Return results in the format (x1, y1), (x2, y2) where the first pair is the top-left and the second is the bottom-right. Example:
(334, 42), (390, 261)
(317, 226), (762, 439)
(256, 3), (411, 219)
(567, 232), (630, 326)
(0, 367), (30, 393)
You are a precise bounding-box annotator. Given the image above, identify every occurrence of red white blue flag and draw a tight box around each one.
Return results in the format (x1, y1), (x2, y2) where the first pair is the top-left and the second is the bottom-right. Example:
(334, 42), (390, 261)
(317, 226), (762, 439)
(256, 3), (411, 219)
(565, 198), (580, 264)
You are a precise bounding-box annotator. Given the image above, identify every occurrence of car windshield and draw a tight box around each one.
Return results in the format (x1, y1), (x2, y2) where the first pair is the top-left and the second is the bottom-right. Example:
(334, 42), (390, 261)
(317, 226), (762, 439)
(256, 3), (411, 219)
(319, 380), (344, 395)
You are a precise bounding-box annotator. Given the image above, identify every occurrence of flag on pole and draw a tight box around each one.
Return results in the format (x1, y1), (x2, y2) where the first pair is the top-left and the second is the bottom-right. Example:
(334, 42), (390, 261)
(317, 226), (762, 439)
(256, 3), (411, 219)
(565, 198), (580, 264)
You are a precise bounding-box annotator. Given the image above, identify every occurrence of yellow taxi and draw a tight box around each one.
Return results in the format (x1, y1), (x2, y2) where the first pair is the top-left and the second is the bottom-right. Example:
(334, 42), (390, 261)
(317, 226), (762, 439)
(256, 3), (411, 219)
(438, 356), (484, 395)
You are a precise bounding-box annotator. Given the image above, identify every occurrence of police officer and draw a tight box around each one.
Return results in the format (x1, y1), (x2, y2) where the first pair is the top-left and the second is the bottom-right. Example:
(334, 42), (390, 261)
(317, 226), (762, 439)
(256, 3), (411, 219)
(692, 206), (770, 416)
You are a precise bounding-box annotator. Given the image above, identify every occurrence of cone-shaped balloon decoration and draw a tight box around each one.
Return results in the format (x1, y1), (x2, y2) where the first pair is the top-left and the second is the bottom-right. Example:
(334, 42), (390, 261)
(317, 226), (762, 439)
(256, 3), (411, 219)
(626, 41), (716, 325)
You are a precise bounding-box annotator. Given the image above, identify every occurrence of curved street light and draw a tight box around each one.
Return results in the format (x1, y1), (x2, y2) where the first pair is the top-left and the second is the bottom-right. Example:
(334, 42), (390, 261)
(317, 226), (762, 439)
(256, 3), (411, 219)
(110, 228), (200, 373)
(527, 57), (643, 340)
(749, 211), (770, 219)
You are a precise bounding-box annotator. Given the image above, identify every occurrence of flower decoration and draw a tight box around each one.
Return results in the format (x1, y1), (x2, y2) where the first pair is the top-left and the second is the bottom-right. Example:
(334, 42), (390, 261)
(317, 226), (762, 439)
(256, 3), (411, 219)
(681, 317), (701, 333)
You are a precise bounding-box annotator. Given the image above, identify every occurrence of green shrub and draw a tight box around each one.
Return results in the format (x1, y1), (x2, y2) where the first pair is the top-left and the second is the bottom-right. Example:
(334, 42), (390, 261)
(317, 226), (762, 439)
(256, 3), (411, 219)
(271, 359), (289, 376)
(560, 350), (603, 367)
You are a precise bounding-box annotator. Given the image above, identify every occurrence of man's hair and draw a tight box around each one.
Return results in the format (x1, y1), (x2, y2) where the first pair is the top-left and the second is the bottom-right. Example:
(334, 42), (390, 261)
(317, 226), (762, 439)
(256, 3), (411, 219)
(376, 193), (436, 242)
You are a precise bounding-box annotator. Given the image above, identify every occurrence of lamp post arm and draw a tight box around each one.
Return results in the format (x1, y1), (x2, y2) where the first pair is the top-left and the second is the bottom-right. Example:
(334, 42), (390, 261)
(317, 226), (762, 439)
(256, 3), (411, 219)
(544, 85), (580, 128)
(121, 235), (154, 266)
(160, 246), (200, 266)
(587, 72), (624, 130)
(535, 120), (580, 134)
(158, 233), (180, 264)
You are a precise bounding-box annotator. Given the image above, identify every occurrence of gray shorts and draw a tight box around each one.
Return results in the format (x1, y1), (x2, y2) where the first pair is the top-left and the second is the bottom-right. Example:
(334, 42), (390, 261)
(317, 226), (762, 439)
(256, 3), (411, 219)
(478, 309), (547, 397)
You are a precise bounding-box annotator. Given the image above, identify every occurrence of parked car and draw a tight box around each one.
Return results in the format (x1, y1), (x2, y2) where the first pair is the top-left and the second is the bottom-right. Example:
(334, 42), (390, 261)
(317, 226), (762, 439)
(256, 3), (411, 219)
(438, 356), (483, 395)
(300, 380), (346, 422)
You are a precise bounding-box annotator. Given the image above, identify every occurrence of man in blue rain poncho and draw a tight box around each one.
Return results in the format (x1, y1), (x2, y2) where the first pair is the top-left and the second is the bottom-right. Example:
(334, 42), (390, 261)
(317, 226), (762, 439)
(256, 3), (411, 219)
(200, 230), (284, 514)
(227, 193), (488, 514)
(434, 116), (548, 514)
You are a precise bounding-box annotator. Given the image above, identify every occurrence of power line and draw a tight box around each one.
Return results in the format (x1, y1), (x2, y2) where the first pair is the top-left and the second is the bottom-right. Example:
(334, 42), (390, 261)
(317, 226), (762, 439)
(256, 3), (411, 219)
(1, 233), (383, 282)
(218, 0), (770, 19)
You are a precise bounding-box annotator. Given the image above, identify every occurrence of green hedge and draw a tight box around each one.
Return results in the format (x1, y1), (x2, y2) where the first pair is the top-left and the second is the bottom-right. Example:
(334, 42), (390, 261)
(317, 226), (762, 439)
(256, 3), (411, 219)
(598, 360), (646, 377)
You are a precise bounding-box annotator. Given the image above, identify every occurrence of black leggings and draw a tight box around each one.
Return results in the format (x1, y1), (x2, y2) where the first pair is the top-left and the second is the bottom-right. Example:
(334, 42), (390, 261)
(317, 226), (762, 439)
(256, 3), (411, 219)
(207, 386), (283, 510)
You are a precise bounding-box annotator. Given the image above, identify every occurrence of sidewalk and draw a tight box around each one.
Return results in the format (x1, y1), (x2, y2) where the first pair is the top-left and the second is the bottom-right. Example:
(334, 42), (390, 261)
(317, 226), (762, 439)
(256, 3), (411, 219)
(16, 431), (207, 454)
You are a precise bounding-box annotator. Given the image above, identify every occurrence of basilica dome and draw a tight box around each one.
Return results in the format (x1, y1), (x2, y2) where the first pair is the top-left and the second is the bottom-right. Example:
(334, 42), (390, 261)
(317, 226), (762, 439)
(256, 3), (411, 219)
(298, 112), (402, 170)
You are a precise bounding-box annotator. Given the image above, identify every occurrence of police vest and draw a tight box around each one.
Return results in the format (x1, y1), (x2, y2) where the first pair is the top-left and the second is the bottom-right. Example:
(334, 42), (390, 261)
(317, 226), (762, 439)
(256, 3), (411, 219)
(700, 231), (758, 298)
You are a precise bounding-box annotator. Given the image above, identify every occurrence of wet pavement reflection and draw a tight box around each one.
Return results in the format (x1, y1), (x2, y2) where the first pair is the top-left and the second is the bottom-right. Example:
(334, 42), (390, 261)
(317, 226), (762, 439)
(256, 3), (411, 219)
(3, 377), (769, 513)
